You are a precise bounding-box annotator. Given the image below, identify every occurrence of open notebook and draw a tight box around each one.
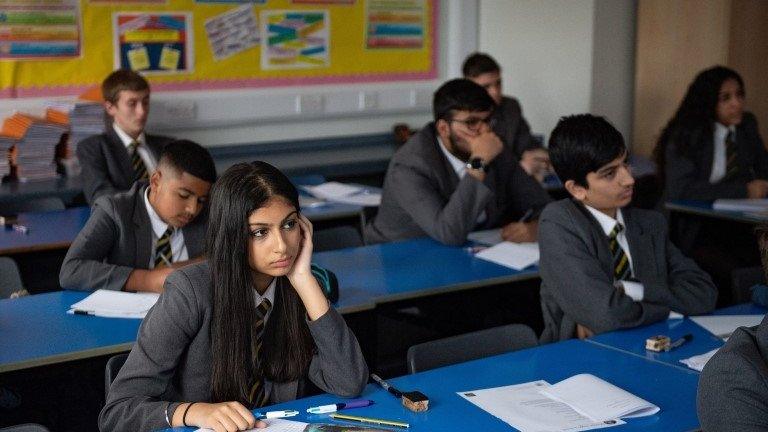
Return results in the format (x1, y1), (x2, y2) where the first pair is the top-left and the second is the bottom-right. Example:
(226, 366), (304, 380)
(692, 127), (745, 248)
(67, 289), (159, 319)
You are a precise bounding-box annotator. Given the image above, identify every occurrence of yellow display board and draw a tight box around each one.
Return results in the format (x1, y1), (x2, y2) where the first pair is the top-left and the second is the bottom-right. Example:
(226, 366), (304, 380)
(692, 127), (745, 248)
(0, 0), (437, 98)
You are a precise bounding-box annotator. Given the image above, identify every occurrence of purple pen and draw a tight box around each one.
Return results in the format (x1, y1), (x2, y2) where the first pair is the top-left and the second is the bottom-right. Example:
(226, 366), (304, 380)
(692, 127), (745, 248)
(306, 399), (374, 414)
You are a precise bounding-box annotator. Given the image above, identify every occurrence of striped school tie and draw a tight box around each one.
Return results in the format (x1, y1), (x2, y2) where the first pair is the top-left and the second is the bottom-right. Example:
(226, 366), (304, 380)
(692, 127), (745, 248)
(609, 223), (631, 281)
(128, 141), (149, 181)
(248, 298), (272, 408)
(154, 227), (173, 268)
(724, 131), (739, 180)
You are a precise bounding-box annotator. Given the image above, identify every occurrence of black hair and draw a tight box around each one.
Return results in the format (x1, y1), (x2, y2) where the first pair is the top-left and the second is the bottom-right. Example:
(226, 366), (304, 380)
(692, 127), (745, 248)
(653, 66), (744, 184)
(462, 52), (501, 78)
(433, 79), (495, 122)
(207, 161), (315, 406)
(549, 114), (627, 187)
(158, 140), (217, 184)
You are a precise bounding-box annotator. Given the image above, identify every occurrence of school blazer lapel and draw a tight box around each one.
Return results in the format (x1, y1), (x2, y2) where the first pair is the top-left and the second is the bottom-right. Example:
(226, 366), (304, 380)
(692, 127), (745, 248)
(572, 200), (615, 279)
(106, 127), (136, 186)
(622, 209), (657, 283)
(132, 185), (153, 269)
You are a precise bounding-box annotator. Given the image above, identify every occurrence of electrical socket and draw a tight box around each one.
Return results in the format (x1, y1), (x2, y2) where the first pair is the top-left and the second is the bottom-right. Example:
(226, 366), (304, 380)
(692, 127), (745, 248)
(296, 94), (324, 114)
(359, 91), (378, 110)
(163, 100), (197, 121)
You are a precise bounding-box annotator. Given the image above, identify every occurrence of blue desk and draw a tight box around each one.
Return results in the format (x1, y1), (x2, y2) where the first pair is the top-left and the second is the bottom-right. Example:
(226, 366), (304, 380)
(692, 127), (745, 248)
(666, 199), (768, 224)
(0, 291), (141, 373)
(0, 206), (90, 255)
(0, 176), (83, 206)
(160, 340), (700, 431)
(312, 237), (539, 309)
(587, 303), (768, 370)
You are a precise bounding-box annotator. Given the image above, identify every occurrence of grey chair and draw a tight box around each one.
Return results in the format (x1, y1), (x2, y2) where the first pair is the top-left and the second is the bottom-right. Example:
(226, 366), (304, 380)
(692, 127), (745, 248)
(3, 197), (65, 214)
(406, 324), (538, 374)
(104, 353), (129, 399)
(0, 257), (25, 299)
(0, 425), (50, 432)
(313, 226), (363, 252)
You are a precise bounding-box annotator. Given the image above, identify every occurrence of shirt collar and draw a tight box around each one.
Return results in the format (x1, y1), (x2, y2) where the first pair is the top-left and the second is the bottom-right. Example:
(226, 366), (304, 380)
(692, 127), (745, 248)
(584, 205), (625, 237)
(436, 136), (467, 177)
(714, 122), (736, 141)
(143, 186), (172, 239)
(255, 277), (277, 308)
(113, 122), (146, 148)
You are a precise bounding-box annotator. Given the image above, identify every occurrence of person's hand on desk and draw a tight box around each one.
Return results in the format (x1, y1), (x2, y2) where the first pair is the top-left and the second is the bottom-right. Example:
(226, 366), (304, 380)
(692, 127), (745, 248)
(175, 401), (265, 431)
(746, 179), (768, 199)
(576, 324), (594, 339)
(519, 148), (551, 182)
(501, 220), (538, 243)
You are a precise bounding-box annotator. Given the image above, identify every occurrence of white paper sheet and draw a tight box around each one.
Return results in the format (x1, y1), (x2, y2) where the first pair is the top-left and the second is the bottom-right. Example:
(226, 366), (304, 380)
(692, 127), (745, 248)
(475, 242), (539, 270)
(680, 348), (720, 372)
(302, 182), (381, 206)
(690, 315), (765, 339)
(540, 374), (659, 422)
(712, 198), (768, 212)
(468, 228), (503, 246)
(196, 418), (307, 432)
(458, 380), (624, 432)
(68, 289), (159, 319)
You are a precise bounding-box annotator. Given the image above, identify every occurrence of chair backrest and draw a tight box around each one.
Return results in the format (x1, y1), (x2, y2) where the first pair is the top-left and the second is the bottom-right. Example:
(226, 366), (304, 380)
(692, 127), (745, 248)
(732, 265), (766, 304)
(0, 424), (50, 432)
(313, 226), (363, 252)
(104, 353), (129, 399)
(406, 324), (538, 374)
(3, 197), (65, 214)
(0, 257), (24, 299)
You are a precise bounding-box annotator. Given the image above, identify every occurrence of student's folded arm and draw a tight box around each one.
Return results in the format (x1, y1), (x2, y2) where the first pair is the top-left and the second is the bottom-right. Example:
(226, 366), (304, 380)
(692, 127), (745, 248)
(539, 216), (669, 334)
(59, 203), (134, 291)
(77, 140), (118, 204)
(504, 160), (551, 215)
(664, 143), (747, 200)
(99, 270), (201, 432)
(306, 307), (368, 397)
(390, 161), (492, 246)
(661, 237), (717, 315)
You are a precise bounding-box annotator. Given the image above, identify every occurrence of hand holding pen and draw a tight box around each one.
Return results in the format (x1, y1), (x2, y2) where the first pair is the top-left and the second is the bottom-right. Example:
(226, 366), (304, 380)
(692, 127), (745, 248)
(501, 208), (537, 243)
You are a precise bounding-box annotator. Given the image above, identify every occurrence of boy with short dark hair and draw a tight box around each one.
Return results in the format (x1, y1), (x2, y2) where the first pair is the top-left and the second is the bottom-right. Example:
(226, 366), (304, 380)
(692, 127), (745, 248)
(60, 140), (216, 293)
(462, 52), (549, 181)
(78, 70), (174, 204)
(538, 114), (716, 342)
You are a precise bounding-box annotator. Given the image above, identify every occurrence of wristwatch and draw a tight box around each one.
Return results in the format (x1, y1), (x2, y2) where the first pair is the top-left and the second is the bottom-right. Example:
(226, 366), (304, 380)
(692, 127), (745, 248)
(466, 157), (489, 173)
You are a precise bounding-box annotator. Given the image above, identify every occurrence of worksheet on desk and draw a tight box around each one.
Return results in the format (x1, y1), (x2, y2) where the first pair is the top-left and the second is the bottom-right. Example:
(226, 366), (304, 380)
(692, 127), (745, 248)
(458, 381), (624, 432)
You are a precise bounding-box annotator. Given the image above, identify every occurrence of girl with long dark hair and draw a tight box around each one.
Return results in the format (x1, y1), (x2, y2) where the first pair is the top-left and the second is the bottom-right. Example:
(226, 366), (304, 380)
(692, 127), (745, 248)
(654, 65), (768, 201)
(100, 161), (368, 432)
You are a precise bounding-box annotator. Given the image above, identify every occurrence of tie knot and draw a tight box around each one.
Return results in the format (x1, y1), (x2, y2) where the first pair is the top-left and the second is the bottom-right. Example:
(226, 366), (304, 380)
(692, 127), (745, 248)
(161, 227), (173, 239)
(129, 140), (140, 151)
(610, 223), (624, 238)
(256, 298), (272, 318)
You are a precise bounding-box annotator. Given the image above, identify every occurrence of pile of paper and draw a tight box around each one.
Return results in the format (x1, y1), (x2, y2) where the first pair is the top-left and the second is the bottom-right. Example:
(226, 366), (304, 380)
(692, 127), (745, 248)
(680, 348), (720, 372)
(301, 182), (382, 207)
(690, 314), (765, 339)
(68, 289), (160, 319)
(475, 242), (539, 270)
(459, 374), (659, 432)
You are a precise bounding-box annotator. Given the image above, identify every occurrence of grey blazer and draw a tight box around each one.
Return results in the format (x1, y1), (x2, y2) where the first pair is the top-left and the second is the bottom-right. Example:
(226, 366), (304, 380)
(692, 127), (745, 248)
(538, 199), (717, 342)
(77, 127), (173, 204)
(99, 261), (368, 432)
(59, 182), (207, 292)
(698, 316), (768, 431)
(365, 123), (551, 245)
(492, 96), (542, 159)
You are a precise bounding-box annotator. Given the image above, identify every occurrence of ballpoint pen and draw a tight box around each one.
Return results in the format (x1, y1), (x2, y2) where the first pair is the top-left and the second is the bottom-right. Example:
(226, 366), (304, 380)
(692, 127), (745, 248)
(307, 399), (374, 414)
(252, 409), (299, 420)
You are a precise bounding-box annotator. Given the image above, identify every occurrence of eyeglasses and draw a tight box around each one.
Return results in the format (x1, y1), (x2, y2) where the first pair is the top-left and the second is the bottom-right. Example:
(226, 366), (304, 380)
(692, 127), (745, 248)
(449, 116), (495, 130)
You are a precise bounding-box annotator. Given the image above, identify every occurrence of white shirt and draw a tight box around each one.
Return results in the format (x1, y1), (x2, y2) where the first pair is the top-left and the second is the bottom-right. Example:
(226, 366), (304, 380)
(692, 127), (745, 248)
(254, 277), (277, 324)
(437, 136), (487, 225)
(709, 122), (736, 183)
(143, 187), (188, 268)
(584, 205), (644, 301)
(113, 123), (157, 175)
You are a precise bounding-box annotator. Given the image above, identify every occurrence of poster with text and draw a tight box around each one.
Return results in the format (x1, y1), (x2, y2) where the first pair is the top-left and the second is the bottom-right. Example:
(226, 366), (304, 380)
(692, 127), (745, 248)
(205, 4), (259, 60)
(366, 0), (424, 49)
(113, 12), (192, 73)
(0, 0), (81, 59)
(261, 10), (328, 69)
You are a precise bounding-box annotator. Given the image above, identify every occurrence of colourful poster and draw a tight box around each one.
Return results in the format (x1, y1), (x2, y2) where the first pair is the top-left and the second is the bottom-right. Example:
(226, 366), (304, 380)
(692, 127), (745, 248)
(261, 10), (328, 69)
(292, 0), (352, 4)
(90, 0), (166, 4)
(196, 0), (264, 3)
(0, 0), (81, 59)
(205, 4), (259, 60)
(113, 12), (192, 73)
(366, 0), (424, 49)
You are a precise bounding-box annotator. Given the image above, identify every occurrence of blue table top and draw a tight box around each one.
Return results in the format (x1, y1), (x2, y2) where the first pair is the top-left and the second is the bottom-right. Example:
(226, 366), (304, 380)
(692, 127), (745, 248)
(666, 199), (768, 224)
(0, 290), (141, 373)
(587, 303), (768, 369)
(0, 206), (91, 254)
(0, 176), (83, 205)
(159, 339), (700, 431)
(312, 237), (539, 307)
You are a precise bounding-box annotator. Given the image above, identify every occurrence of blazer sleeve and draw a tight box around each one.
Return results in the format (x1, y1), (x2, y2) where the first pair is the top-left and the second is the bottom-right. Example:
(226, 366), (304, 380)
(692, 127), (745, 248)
(305, 307), (368, 397)
(77, 137), (119, 205)
(745, 114), (768, 180)
(59, 199), (134, 291)
(698, 332), (768, 431)
(538, 211), (670, 334)
(388, 159), (493, 246)
(499, 151), (552, 218)
(664, 140), (748, 200)
(99, 271), (201, 432)
(513, 111), (541, 155)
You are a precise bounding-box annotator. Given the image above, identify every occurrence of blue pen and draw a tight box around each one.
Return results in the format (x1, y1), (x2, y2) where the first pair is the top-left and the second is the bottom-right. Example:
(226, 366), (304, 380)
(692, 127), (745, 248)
(307, 399), (374, 414)
(252, 409), (299, 419)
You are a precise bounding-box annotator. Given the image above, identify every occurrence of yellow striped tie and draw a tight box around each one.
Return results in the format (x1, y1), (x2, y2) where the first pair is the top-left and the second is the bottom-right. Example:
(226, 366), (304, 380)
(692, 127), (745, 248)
(609, 223), (631, 281)
(128, 141), (149, 181)
(154, 227), (173, 268)
(248, 298), (272, 408)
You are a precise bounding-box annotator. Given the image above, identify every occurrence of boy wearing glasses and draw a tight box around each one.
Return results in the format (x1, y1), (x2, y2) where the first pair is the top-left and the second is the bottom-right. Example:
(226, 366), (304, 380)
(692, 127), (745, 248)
(365, 79), (550, 245)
